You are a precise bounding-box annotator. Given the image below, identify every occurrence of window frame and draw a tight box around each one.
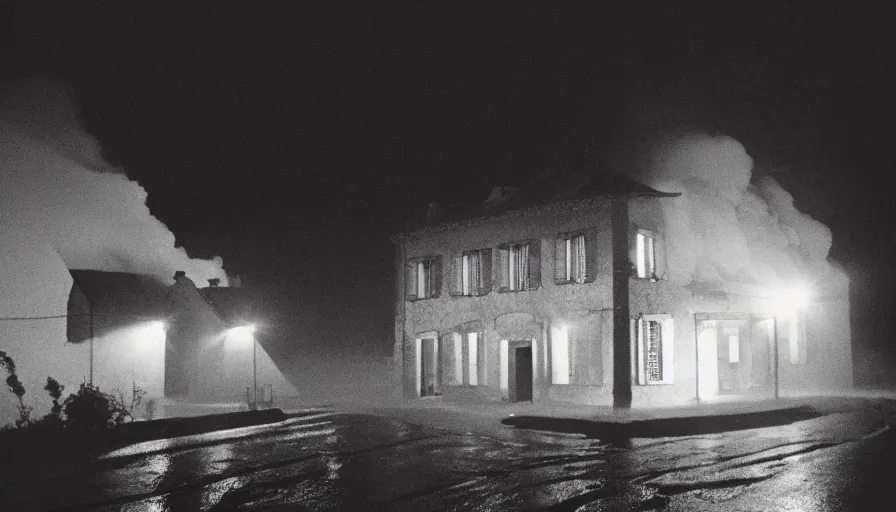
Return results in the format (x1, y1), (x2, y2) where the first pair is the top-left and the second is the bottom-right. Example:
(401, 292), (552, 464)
(635, 314), (674, 385)
(497, 239), (541, 293)
(406, 255), (442, 301)
(451, 248), (493, 297)
(630, 227), (665, 281)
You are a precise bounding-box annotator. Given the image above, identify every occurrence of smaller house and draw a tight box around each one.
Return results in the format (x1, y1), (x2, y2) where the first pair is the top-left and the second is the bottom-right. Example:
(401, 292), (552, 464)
(66, 270), (297, 408)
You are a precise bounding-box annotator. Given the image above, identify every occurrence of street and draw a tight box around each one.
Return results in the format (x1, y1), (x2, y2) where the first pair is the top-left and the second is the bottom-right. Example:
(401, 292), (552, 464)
(4, 406), (895, 511)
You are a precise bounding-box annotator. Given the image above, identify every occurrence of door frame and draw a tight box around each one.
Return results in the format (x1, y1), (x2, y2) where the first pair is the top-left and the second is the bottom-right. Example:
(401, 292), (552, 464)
(508, 340), (533, 402)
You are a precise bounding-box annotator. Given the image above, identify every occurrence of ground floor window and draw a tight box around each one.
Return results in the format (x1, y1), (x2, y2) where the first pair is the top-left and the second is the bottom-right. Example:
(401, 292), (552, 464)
(636, 314), (674, 385)
(550, 319), (602, 385)
(443, 331), (483, 386)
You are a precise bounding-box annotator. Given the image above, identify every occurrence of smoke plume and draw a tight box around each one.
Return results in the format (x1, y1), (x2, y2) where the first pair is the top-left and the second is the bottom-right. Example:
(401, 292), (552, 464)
(0, 80), (226, 285)
(629, 132), (840, 290)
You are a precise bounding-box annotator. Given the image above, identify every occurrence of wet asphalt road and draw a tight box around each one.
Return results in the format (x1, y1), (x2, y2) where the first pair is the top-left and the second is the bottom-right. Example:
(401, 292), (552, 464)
(5, 407), (896, 511)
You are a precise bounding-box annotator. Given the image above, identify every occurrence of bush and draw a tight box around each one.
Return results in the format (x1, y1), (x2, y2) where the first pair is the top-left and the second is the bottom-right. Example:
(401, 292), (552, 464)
(62, 382), (128, 431)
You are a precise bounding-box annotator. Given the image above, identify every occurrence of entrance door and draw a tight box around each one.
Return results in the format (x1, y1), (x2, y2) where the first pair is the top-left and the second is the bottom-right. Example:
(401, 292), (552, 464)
(420, 338), (441, 397)
(513, 346), (533, 402)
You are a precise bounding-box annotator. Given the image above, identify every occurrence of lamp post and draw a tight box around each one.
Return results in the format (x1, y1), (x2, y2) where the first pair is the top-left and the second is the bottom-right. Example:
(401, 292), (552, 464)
(252, 329), (257, 410)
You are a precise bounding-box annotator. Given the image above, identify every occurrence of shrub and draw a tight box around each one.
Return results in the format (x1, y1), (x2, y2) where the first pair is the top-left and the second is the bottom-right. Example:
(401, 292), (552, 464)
(62, 382), (127, 430)
(62, 381), (148, 430)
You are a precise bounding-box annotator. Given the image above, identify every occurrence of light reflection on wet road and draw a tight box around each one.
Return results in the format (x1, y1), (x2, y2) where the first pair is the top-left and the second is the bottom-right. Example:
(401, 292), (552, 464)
(6, 407), (895, 511)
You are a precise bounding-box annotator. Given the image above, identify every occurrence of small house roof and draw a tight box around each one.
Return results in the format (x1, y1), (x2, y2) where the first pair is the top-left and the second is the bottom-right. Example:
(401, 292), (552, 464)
(67, 270), (170, 343)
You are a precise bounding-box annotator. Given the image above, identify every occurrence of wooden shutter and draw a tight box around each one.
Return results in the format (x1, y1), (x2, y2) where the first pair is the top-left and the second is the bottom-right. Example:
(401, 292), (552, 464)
(584, 228), (600, 283)
(405, 260), (417, 301)
(527, 240), (541, 290)
(451, 256), (464, 296)
(554, 237), (567, 284)
(654, 233), (667, 280)
(480, 248), (493, 295)
(430, 256), (443, 298)
(497, 246), (509, 292)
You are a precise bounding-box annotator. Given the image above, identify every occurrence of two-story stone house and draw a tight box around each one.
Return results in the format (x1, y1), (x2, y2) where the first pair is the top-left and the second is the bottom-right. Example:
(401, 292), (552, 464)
(392, 159), (852, 408)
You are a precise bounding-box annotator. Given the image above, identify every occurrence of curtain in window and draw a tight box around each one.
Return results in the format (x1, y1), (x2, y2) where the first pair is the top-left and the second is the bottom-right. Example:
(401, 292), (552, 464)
(572, 235), (586, 282)
(469, 251), (482, 294)
(516, 244), (529, 290)
(646, 320), (663, 382)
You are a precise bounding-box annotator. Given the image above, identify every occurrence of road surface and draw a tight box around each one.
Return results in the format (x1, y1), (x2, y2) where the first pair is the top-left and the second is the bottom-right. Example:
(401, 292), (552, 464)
(3, 406), (894, 511)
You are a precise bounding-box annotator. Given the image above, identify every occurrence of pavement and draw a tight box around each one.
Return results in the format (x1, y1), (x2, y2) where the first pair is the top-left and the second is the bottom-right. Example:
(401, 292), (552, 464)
(314, 392), (896, 442)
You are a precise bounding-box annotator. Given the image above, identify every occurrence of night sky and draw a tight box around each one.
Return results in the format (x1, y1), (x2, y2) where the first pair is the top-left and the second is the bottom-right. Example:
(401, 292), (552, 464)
(3, 5), (895, 376)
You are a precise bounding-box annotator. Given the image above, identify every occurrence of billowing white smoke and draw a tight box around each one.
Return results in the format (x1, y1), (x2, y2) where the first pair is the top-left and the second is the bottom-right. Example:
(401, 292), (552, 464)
(633, 133), (838, 289)
(0, 82), (226, 285)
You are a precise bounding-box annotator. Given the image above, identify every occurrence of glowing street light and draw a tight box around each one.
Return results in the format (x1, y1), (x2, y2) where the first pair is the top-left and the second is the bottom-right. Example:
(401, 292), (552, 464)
(771, 283), (811, 316)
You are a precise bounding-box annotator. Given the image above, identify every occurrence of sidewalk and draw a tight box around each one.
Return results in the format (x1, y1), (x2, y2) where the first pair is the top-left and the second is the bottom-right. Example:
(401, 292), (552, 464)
(331, 393), (896, 441)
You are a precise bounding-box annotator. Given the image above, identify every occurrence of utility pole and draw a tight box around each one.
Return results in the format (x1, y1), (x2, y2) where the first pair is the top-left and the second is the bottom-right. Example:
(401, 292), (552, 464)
(252, 334), (258, 409)
(88, 300), (94, 386)
(612, 196), (632, 410)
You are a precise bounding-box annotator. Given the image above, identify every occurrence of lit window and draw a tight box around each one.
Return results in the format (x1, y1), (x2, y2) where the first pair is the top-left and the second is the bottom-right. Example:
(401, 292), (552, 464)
(636, 315), (674, 385)
(551, 325), (570, 384)
(467, 333), (479, 385)
(453, 249), (492, 296)
(498, 240), (541, 292)
(634, 231), (656, 279)
(406, 256), (442, 300)
(551, 321), (602, 385)
(443, 331), (483, 386)
(725, 327), (740, 363)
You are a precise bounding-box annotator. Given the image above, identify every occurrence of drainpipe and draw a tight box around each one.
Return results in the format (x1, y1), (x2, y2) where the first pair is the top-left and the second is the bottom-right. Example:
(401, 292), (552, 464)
(612, 196), (632, 409)
(395, 238), (409, 399)
(773, 315), (779, 400)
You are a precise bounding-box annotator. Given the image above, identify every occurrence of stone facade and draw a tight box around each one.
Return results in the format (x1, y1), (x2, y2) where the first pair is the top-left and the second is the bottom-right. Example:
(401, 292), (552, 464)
(394, 193), (852, 408)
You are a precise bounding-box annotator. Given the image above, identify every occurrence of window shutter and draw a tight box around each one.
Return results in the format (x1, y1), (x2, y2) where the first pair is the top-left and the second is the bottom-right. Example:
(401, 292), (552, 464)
(406, 260), (417, 301)
(498, 247), (509, 292)
(480, 249), (493, 295)
(636, 317), (646, 385)
(654, 233), (667, 280)
(528, 240), (541, 290)
(584, 228), (600, 283)
(451, 256), (464, 295)
(430, 256), (443, 298)
(554, 237), (567, 284)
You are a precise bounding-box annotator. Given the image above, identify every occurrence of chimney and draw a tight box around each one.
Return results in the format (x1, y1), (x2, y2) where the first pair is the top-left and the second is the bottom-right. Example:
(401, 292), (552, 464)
(208, 278), (220, 287)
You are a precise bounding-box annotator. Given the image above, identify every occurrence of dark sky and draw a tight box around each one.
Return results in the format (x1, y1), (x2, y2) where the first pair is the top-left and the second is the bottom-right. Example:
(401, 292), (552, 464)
(3, 4), (896, 368)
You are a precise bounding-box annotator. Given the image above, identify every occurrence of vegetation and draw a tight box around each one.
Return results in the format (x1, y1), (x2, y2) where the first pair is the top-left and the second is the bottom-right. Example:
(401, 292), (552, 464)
(1, 351), (146, 431)
(1, 350), (33, 427)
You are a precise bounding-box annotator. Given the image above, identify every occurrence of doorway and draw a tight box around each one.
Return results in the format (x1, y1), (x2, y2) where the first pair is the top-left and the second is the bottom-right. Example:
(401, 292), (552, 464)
(418, 337), (441, 397)
(511, 344), (533, 402)
(696, 313), (775, 401)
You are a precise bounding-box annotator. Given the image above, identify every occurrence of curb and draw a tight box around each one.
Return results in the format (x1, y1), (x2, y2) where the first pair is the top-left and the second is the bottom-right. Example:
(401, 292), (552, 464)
(501, 405), (824, 440)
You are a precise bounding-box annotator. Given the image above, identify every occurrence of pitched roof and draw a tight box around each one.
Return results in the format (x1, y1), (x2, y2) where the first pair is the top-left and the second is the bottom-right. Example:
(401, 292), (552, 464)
(69, 270), (169, 318)
(400, 157), (680, 234)
(67, 270), (170, 343)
